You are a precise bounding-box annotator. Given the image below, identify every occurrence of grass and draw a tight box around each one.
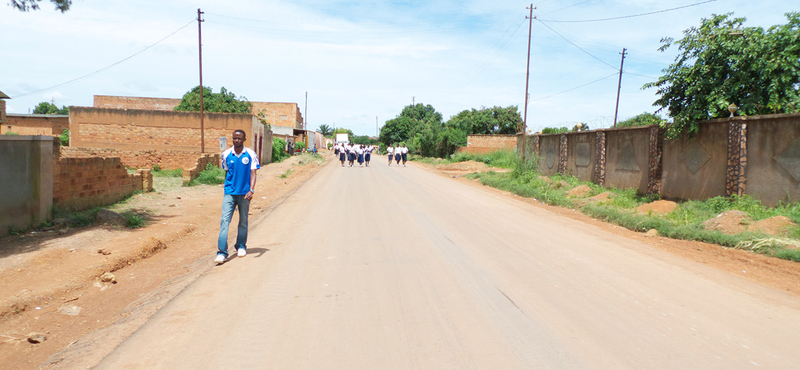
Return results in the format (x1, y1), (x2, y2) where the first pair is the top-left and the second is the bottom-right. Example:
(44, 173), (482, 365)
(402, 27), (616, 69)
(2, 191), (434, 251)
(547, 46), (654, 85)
(121, 211), (146, 228)
(152, 168), (183, 178)
(280, 169), (294, 178)
(413, 150), (517, 169)
(458, 150), (800, 263)
(187, 163), (225, 186)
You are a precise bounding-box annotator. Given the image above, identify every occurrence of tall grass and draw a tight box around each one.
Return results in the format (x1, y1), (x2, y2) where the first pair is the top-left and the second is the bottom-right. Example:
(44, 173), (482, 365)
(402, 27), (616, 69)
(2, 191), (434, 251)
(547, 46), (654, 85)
(187, 163), (225, 186)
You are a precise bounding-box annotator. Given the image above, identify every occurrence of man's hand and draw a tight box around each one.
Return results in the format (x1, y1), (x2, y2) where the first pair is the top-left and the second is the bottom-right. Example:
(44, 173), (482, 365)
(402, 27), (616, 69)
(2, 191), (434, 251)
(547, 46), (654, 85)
(245, 191), (253, 201)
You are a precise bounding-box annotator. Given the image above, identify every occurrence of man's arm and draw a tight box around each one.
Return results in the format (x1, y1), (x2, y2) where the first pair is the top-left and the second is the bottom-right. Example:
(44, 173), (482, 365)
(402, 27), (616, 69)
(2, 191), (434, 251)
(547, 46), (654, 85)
(245, 169), (257, 201)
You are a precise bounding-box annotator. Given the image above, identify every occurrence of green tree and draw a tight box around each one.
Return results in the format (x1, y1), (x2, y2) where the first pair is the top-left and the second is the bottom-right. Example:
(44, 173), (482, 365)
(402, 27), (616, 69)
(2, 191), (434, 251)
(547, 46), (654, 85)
(541, 127), (570, 134)
(446, 106), (522, 135)
(380, 103), (443, 146)
(644, 12), (800, 138)
(33, 101), (68, 115)
(617, 112), (667, 128)
(318, 124), (333, 137)
(436, 127), (467, 157)
(10, 0), (70, 12)
(352, 135), (379, 145)
(174, 86), (253, 114)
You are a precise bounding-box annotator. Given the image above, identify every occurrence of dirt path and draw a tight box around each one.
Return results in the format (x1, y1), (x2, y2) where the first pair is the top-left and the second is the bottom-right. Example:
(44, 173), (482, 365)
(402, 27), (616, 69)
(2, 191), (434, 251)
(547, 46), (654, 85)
(0, 153), (328, 370)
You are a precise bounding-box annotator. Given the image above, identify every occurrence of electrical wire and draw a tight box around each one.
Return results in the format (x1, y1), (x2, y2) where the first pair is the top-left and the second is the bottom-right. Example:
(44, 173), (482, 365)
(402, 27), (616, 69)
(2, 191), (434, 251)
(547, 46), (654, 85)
(536, 19), (618, 70)
(538, 0), (717, 23)
(11, 19), (195, 99)
(530, 72), (619, 102)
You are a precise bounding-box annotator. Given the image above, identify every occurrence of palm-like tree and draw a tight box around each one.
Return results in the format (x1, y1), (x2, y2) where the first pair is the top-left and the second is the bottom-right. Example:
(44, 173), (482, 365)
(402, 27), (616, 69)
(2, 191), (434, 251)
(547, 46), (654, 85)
(318, 124), (333, 137)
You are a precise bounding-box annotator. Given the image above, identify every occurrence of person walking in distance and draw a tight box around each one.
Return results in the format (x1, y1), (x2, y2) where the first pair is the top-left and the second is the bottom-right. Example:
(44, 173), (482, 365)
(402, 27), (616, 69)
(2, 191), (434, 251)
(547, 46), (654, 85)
(394, 143), (402, 166)
(386, 145), (394, 166)
(356, 144), (365, 167)
(338, 143), (346, 167)
(216, 130), (260, 264)
(364, 145), (373, 167)
(400, 144), (409, 167)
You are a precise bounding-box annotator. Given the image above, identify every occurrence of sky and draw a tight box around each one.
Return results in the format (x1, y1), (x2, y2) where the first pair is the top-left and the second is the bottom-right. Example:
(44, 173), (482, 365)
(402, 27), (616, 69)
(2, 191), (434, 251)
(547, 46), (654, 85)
(1, 0), (797, 136)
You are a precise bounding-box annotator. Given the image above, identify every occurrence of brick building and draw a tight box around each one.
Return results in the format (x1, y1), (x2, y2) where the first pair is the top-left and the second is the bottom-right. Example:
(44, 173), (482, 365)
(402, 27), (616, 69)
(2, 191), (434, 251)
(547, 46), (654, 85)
(2, 114), (69, 136)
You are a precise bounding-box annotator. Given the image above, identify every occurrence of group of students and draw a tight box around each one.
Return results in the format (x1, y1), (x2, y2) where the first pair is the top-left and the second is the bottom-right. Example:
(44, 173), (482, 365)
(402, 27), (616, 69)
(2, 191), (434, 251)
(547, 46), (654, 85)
(334, 143), (376, 167)
(386, 144), (409, 167)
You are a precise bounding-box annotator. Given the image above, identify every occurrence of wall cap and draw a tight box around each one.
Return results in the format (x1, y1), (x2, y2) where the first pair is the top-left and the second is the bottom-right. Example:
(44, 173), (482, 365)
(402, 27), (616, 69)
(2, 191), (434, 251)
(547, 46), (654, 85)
(0, 135), (56, 141)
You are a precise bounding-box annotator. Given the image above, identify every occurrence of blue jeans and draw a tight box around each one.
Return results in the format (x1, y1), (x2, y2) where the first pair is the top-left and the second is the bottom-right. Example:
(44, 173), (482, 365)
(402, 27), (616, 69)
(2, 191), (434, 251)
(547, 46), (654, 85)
(218, 194), (250, 257)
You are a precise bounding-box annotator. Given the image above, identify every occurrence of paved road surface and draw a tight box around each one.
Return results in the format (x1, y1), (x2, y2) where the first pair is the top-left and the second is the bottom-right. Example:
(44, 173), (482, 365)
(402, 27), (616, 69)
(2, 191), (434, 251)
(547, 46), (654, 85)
(96, 160), (800, 369)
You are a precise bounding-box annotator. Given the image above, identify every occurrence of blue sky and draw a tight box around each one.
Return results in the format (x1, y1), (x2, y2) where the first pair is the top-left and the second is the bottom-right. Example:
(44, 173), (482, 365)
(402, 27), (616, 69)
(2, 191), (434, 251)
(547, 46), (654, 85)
(1, 0), (797, 136)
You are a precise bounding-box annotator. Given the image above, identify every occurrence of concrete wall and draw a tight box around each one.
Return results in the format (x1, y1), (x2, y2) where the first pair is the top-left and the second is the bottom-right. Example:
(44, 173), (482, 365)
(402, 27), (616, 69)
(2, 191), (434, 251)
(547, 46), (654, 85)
(0, 136), (53, 237)
(3, 114), (70, 136)
(458, 134), (517, 154)
(565, 132), (596, 182)
(661, 121), (729, 200)
(605, 126), (651, 193)
(537, 134), (562, 176)
(741, 113), (800, 206)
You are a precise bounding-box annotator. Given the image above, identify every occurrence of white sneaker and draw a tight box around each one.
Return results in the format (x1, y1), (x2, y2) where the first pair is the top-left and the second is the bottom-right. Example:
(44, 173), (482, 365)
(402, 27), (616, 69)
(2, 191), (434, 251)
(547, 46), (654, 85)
(215, 254), (225, 264)
(237, 248), (246, 257)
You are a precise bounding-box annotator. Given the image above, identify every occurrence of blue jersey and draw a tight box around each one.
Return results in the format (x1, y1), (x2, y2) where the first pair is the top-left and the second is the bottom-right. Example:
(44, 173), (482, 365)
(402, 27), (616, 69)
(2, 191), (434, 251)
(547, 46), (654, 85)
(221, 147), (260, 195)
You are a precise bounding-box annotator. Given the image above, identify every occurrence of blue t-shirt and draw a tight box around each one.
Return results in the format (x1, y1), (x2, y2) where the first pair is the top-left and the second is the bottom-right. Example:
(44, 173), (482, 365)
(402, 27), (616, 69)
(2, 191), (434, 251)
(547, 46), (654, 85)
(221, 147), (260, 195)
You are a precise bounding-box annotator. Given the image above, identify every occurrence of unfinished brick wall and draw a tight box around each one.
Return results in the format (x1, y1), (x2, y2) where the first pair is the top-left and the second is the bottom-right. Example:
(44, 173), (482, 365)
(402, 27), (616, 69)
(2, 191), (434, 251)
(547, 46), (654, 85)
(182, 153), (221, 185)
(94, 95), (180, 111)
(251, 102), (303, 129)
(53, 145), (153, 211)
(60, 147), (206, 170)
(2, 114), (69, 136)
(457, 134), (517, 154)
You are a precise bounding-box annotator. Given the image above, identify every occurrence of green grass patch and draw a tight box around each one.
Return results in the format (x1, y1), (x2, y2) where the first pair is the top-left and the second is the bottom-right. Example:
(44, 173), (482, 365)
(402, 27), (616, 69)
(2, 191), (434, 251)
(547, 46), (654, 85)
(187, 163), (225, 186)
(121, 211), (146, 228)
(280, 169), (294, 178)
(413, 150), (517, 169)
(152, 168), (183, 178)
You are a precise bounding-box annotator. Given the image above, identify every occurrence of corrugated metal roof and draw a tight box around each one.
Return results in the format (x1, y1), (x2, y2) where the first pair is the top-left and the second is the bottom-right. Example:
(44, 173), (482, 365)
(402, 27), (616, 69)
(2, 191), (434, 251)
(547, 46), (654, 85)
(0, 90), (9, 99)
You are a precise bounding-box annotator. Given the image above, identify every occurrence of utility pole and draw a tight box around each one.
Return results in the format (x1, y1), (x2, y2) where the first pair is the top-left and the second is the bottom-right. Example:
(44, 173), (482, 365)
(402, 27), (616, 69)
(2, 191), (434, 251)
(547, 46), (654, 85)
(197, 8), (205, 153)
(304, 91), (308, 149)
(613, 48), (627, 128)
(521, 3), (534, 162)
(412, 96), (415, 121)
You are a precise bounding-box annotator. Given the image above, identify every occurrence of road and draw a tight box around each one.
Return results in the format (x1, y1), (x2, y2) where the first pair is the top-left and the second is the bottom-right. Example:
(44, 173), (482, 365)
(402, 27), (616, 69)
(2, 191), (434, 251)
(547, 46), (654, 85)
(95, 159), (800, 369)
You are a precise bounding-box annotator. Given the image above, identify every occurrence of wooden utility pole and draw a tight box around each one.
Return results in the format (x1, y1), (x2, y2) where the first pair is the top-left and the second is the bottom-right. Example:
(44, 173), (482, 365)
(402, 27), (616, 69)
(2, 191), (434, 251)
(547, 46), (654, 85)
(613, 48), (627, 128)
(304, 91), (309, 149)
(197, 8), (205, 153)
(521, 4), (534, 162)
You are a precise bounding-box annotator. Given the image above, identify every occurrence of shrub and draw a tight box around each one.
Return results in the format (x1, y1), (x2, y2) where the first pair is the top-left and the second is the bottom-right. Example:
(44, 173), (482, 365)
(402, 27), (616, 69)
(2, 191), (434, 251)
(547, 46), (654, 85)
(187, 163), (225, 186)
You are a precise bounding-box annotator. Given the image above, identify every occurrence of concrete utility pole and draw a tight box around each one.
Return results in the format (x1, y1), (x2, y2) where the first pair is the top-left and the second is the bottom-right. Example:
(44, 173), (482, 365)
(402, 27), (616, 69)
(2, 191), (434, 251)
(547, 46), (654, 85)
(521, 3), (534, 163)
(613, 48), (627, 128)
(304, 91), (309, 149)
(412, 96), (415, 121)
(197, 8), (205, 153)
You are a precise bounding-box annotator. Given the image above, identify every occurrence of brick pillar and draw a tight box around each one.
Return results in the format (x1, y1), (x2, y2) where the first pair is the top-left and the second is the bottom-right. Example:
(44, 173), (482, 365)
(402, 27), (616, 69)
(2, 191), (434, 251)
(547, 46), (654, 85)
(726, 121), (747, 196)
(647, 126), (663, 195)
(558, 134), (568, 174)
(594, 131), (606, 186)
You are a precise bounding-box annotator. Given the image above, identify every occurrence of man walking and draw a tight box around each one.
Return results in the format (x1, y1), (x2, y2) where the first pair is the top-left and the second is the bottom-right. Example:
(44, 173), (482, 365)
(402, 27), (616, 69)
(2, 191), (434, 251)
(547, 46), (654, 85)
(217, 129), (260, 264)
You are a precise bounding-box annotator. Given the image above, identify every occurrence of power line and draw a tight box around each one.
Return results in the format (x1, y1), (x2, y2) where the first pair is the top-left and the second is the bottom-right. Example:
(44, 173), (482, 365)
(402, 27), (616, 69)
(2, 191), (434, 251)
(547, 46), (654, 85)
(536, 19), (618, 70)
(12, 19), (195, 99)
(530, 72), (619, 102)
(538, 0), (718, 23)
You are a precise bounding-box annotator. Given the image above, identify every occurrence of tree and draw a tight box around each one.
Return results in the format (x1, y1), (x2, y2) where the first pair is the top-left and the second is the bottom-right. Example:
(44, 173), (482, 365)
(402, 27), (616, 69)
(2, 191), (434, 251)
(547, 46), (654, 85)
(541, 127), (570, 134)
(436, 127), (467, 157)
(10, 0), (70, 12)
(617, 112), (667, 128)
(174, 86), (253, 114)
(318, 124), (333, 137)
(446, 106), (522, 135)
(644, 12), (800, 138)
(352, 135), (379, 145)
(379, 103), (443, 146)
(32, 101), (68, 115)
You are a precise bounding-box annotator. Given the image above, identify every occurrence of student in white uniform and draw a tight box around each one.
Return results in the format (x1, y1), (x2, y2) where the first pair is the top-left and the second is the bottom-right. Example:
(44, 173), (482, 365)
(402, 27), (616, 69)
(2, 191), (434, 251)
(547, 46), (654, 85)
(347, 144), (356, 167)
(386, 145), (394, 166)
(338, 144), (346, 166)
(364, 145), (373, 167)
(394, 143), (402, 166)
(400, 144), (409, 167)
(356, 145), (365, 167)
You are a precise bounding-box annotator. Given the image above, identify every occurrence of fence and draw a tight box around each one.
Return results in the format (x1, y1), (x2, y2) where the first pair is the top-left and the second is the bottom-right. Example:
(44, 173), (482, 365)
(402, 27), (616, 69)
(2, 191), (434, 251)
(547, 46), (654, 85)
(519, 112), (800, 207)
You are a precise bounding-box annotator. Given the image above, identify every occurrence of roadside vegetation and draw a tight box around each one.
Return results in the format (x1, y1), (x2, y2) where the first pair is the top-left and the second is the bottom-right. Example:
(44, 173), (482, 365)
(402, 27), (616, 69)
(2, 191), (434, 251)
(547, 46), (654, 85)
(423, 150), (800, 263)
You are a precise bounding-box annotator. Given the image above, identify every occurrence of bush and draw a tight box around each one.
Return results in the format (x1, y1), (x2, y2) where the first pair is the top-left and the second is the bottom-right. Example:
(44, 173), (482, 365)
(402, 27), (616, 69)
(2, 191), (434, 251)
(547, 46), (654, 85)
(272, 138), (289, 162)
(59, 129), (70, 146)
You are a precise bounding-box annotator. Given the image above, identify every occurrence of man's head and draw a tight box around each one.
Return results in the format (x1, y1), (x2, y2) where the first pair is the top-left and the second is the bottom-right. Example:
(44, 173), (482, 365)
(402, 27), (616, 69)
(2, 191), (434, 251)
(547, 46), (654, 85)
(232, 130), (246, 149)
